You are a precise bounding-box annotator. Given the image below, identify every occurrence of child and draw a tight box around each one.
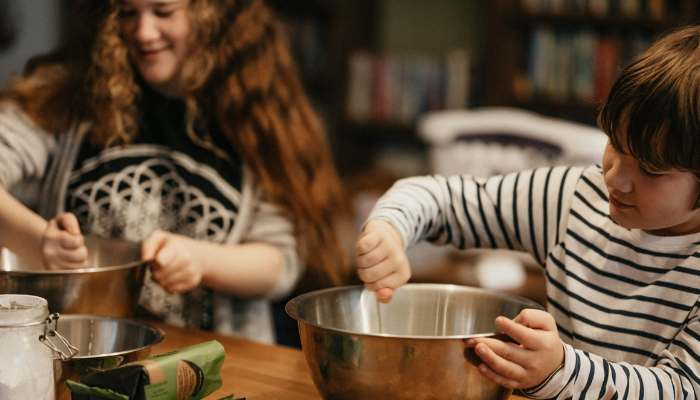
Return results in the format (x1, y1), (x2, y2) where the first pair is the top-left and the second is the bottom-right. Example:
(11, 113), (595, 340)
(356, 26), (700, 397)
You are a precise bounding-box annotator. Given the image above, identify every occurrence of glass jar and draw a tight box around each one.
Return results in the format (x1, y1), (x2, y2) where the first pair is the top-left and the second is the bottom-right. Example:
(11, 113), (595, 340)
(0, 294), (76, 400)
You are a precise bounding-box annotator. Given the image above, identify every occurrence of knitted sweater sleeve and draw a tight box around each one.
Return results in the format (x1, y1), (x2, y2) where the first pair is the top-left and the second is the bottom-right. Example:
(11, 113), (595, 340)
(240, 196), (301, 301)
(0, 103), (56, 188)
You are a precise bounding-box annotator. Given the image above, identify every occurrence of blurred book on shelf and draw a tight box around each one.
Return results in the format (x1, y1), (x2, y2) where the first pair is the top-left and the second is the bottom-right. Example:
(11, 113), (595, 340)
(284, 18), (325, 84)
(523, 28), (651, 103)
(489, 0), (698, 125)
(346, 49), (471, 125)
(520, 0), (685, 18)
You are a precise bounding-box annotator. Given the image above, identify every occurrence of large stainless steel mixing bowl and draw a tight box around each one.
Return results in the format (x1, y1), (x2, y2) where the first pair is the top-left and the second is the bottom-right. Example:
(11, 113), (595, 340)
(53, 314), (165, 400)
(286, 283), (542, 400)
(0, 236), (147, 317)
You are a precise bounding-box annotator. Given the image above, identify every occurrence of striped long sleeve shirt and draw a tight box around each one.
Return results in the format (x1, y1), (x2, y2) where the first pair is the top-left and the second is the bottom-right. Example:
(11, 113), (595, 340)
(369, 165), (700, 399)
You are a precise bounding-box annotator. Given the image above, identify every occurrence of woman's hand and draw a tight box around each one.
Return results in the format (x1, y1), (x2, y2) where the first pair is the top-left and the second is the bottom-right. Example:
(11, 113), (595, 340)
(142, 230), (205, 294)
(466, 309), (564, 390)
(41, 212), (88, 269)
(355, 219), (411, 303)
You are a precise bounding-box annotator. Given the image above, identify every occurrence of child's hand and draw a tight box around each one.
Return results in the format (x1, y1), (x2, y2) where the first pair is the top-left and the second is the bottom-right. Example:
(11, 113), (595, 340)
(355, 219), (410, 303)
(467, 309), (564, 389)
(142, 230), (204, 294)
(41, 212), (88, 269)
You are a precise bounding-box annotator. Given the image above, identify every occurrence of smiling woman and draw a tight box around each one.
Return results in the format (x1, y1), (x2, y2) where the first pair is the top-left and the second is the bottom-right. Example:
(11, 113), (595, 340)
(0, 0), (349, 343)
(117, 0), (191, 96)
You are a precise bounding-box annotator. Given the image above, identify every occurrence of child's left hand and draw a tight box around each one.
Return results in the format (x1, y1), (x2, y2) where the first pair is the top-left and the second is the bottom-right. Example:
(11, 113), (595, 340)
(467, 309), (564, 389)
(142, 230), (204, 294)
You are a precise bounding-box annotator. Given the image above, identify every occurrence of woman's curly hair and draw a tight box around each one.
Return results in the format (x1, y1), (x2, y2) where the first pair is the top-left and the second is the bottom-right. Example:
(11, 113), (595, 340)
(3, 0), (349, 287)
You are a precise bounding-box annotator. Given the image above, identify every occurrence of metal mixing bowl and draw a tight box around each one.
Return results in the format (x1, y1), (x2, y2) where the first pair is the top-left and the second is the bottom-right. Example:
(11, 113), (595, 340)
(286, 284), (542, 400)
(54, 314), (165, 400)
(0, 235), (147, 317)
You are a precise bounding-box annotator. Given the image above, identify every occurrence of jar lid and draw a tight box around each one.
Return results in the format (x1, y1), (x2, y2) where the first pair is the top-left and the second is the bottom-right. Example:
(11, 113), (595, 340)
(0, 294), (49, 326)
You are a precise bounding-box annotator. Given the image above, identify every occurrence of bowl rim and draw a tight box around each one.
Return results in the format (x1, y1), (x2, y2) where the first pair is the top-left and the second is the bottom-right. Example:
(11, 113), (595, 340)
(285, 283), (543, 340)
(1, 235), (148, 274)
(0, 260), (148, 275)
(58, 314), (165, 359)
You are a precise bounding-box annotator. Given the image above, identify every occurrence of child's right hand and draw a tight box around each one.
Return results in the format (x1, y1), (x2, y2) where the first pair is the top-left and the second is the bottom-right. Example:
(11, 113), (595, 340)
(355, 219), (411, 303)
(41, 212), (88, 269)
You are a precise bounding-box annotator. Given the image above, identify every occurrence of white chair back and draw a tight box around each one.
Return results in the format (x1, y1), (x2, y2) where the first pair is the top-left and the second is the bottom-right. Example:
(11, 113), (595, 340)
(418, 107), (607, 177)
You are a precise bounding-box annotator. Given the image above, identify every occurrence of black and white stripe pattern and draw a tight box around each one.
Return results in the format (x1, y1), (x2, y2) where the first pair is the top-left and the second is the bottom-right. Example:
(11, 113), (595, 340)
(370, 165), (700, 399)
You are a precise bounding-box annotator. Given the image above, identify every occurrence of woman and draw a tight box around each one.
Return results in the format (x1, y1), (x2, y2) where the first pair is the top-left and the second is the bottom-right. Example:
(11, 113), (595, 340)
(0, 0), (347, 343)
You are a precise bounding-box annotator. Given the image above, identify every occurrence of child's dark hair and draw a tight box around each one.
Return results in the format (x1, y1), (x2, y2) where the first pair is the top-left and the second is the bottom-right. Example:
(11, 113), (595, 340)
(598, 25), (700, 175)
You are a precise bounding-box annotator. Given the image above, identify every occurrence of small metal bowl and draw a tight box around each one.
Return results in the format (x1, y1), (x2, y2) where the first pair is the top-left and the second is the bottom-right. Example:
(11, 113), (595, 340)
(54, 314), (165, 400)
(0, 235), (147, 317)
(286, 283), (541, 400)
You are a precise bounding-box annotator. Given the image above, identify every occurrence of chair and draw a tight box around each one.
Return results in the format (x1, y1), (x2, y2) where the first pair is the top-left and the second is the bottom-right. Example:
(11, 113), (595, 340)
(418, 107), (606, 177)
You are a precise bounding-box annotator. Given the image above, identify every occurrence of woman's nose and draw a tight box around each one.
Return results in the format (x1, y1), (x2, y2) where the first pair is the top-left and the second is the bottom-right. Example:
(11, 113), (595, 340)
(135, 14), (159, 43)
(604, 159), (633, 193)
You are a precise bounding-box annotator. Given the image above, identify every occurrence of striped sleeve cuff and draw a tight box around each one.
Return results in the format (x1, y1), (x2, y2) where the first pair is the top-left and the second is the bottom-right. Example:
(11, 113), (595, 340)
(522, 343), (578, 398)
(365, 212), (412, 249)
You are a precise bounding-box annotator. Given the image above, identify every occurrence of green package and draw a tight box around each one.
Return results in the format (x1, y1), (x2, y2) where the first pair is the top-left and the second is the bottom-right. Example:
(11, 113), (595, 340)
(68, 340), (225, 400)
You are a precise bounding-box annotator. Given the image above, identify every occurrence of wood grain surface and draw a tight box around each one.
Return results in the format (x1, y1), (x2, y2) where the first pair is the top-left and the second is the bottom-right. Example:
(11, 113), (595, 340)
(151, 322), (528, 400)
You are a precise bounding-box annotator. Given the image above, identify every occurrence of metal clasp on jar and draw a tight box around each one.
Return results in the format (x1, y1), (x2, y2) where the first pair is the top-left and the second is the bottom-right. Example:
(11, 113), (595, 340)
(39, 313), (78, 361)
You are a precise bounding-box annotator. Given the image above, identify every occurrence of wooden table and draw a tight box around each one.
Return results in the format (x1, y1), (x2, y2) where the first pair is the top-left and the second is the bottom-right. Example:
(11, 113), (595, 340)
(152, 323), (527, 399)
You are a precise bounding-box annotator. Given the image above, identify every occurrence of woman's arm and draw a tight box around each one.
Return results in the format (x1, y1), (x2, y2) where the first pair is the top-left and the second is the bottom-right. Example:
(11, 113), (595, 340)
(142, 195), (300, 299)
(0, 102), (53, 265)
(0, 185), (47, 266)
(0, 102), (87, 268)
(200, 241), (284, 296)
(0, 187), (88, 269)
(142, 232), (284, 297)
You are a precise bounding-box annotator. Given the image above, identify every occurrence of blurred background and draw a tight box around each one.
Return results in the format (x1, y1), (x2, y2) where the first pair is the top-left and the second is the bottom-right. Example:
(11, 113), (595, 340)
(2, 0), (699, 344)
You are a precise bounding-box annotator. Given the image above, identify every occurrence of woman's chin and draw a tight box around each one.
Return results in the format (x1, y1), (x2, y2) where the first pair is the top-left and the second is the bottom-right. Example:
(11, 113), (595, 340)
(138, 67), (177, 90)
(141, 77), (180, 96)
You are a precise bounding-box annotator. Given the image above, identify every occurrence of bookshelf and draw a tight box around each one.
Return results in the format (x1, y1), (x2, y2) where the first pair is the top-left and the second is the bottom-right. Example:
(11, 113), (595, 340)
(268, 0), (383, 174)
(485, 0), (700, 124)
(338, 0), (482, 175)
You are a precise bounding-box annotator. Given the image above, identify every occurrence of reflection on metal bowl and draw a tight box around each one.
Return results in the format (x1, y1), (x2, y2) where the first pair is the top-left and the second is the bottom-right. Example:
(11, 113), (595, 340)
(286, 283), (541, 400)
(0, 235), (147, 317)
(54, 314), (165, 400)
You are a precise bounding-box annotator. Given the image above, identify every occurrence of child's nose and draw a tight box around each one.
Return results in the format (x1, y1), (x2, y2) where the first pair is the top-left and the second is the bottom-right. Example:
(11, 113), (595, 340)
(604, 160), (633, 193)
